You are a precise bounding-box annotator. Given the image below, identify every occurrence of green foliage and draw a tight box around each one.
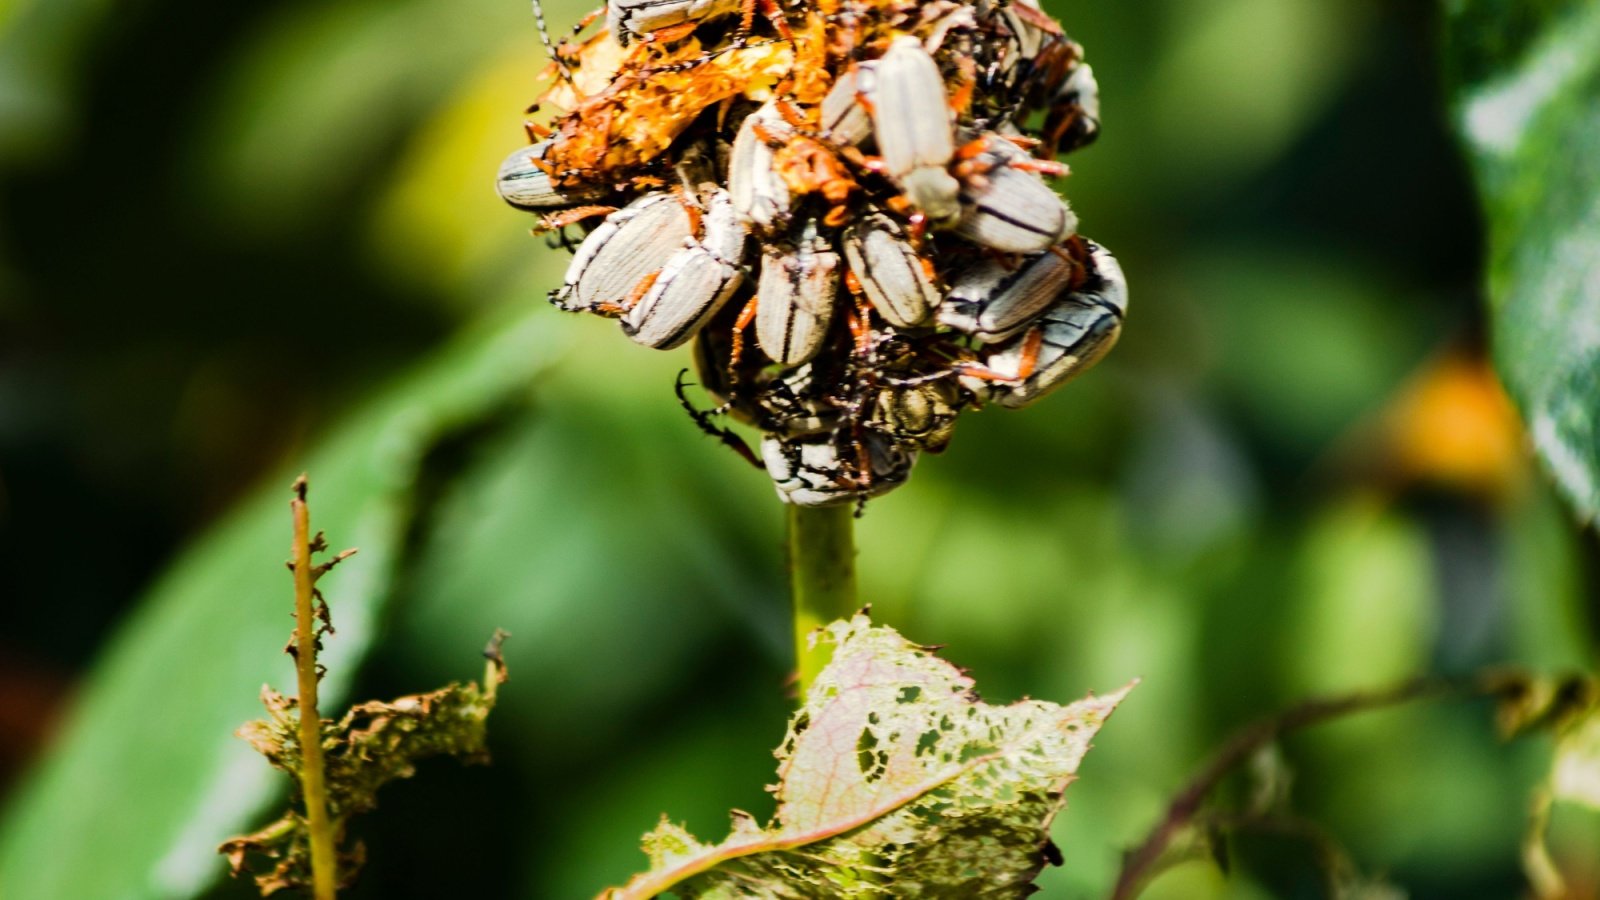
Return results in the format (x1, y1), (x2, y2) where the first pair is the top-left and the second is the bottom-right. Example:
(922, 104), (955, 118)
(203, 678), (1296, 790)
(1446, 0), (1600, 525)
(1492, 671), (1600, 897)
(5, 0), (1599, 896)
(220, 637), (507, 894)
(601, 616), (1132, 899)
(0, 309), (555, 900)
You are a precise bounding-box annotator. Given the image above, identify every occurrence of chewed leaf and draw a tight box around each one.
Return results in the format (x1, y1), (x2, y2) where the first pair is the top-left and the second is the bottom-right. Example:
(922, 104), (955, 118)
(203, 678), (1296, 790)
(599, 615), (1134, 899)
(219, 640), (508, 893)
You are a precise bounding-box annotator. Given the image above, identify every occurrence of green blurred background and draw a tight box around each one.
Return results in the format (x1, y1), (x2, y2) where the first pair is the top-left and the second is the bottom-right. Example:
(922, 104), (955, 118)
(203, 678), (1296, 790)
(1, 0), (1597, 897)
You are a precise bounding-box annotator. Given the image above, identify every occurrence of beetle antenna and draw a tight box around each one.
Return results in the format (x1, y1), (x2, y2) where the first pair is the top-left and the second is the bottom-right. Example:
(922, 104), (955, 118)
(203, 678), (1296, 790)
(532, 0), (573, 85)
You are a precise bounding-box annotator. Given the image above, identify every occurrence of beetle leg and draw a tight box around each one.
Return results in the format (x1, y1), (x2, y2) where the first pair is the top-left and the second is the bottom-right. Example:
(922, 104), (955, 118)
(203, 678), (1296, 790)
(774, 96), (810, 129)
(567, 4), (605, 35)
(594, 270), (662, 317)
(729, 294), (760, 373)
(729, 0), (791, 41)
(536, 204), (618, 233)
(837, 145), (884, 175)
(646, 20), (700, 42)
(949, 56), (978, 114)
(952, 361), (1021, 383)
(1010, 157), (1070, 177)
(758, 0), (793, 40)
(675, 369), (763, 469)
(1016, 326), (1045, 380)
(677, 189), (705, 236)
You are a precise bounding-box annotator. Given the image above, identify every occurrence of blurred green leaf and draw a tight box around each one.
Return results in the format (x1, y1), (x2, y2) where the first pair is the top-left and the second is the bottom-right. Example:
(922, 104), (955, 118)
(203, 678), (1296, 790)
(1284, 495), (1436, 697)
(187, 0), (593, 236)
(0, 0), (109, 163)
(1146, 0), (1363, 187)
(0, 307), (556, 900)
(1446, 0), (1600, 525)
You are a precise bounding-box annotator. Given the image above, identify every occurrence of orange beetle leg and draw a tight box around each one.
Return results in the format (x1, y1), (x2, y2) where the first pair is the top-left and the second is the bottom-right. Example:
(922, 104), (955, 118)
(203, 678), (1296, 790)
(729, 294), (760, 369)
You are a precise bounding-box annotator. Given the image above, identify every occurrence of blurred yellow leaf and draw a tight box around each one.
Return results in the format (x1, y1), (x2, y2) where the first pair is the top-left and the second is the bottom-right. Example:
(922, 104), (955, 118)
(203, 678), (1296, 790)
(1385, 351), (1528, 502)
(368, 38), (553, 300)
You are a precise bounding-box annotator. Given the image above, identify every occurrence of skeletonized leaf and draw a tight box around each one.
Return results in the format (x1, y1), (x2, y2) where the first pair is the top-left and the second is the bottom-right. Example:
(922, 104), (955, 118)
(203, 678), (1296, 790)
(599, 615), (1134, 899)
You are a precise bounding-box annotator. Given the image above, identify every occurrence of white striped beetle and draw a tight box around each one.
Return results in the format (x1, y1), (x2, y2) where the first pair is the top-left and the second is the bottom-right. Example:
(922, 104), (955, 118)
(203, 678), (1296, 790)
(753, 216), (842, 366)
(622, 187), (749, 349)
(868, 36), (962, 228)
(961, 241), (1127, 408)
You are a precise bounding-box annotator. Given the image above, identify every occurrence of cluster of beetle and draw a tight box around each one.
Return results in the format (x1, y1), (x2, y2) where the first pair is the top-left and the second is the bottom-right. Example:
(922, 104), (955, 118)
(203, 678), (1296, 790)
(496, 0), (1127, 508)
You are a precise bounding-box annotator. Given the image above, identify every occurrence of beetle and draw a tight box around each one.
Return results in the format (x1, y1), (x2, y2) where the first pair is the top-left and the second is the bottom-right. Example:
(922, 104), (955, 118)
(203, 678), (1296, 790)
(550, 191), (693, 314)
(868, 379), (965, 453)
(938, 241), (1081, 342)
(818, 61), (876, 146)
(761, 431), (918, 507)
(754, 216), (842, 367)
(841, 212), (940, 328)
(621, 186), (750, 349)
(606, 0), (740, 45)
(993, 1), (1100, 156)
(728, 101), (795, 235)
(951, 133), (1075, 253)
(1042, 61), (1100, 156)
(960, 241), (1126, 408)
(606, 0), (794, 45)
(868, 35), (962, 228)
(496, 141), (609, 210)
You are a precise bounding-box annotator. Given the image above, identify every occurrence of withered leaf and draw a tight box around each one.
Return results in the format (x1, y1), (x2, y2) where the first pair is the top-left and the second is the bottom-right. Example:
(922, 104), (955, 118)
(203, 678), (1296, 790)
(219, 645), (507, 894)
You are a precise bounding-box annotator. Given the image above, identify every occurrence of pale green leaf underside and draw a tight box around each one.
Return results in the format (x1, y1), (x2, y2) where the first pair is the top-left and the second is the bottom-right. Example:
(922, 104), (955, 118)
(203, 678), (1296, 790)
(1447, 0), (1600, 525)
(601, 616), (1133, 900)
(1553, 711), (1600, 809)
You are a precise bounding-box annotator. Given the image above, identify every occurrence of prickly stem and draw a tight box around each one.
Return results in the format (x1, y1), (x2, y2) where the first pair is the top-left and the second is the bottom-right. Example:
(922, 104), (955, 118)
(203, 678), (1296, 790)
(289, 477), (337, 900)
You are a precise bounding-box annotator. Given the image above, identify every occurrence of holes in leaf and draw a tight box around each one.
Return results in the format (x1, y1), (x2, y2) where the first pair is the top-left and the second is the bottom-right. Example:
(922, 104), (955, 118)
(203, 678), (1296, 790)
(857, 727), (888, 782)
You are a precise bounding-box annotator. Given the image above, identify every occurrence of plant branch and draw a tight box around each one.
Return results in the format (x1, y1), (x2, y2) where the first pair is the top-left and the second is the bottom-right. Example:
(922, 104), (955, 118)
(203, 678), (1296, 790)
(1110, 674), (1498, 900)
(290, 476), (338, 900)
(787, 504), (858, 699)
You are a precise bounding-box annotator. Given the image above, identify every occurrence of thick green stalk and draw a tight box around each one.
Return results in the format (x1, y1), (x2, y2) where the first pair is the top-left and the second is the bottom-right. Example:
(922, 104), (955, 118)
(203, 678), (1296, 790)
(290, 478), (337, 900)
(787, 504), (859, 697)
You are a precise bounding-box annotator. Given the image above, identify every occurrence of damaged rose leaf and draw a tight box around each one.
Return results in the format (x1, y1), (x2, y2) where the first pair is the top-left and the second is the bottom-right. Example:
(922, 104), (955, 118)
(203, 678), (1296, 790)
(598, 615), (1133, 900)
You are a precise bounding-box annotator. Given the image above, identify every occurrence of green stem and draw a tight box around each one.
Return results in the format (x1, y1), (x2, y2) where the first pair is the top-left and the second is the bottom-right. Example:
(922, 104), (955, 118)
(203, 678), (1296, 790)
(290, 478), (338, 900)
(787, 504), (859, 698)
